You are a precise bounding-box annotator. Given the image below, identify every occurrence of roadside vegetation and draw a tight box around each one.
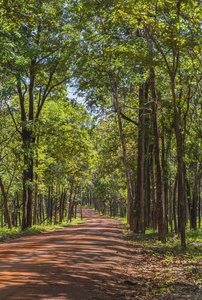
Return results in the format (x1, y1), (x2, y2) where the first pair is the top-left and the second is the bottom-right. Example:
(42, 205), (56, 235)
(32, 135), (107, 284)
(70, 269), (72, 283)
(121, 223), (202, 299)
(0, 216), (86, 242)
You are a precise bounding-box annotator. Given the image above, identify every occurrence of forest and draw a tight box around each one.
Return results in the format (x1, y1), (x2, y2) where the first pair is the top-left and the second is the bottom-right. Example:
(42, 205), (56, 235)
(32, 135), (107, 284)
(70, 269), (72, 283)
(0, 0), (201, 249)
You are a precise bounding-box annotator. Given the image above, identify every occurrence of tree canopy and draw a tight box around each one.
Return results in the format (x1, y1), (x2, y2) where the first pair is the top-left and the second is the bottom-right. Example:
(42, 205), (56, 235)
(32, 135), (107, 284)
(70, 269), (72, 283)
(0, 0), (201, 247)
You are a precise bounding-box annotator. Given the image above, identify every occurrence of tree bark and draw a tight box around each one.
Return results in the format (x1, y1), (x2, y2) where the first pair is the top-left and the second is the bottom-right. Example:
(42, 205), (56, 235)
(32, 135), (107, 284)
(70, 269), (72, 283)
(161, 135), (169, 233)
(33, 136), (39, 225)
(60, 188), (66, 223)
(173, 173), (178, 234)
(22, 137), (34, 229)
(171, 81), (186, 247)
(134, 85), (145, 233)
(111, 74), (134, 230)
(150, 67), (166, 243)
(0, 176), (12, 229)
(67, 175), (75, 222)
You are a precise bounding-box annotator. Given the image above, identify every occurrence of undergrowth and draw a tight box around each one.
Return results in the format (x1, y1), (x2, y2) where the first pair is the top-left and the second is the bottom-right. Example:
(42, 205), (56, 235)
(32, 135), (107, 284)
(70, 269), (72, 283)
(0, 217), (86, 241)
(123, 226), (202, 298)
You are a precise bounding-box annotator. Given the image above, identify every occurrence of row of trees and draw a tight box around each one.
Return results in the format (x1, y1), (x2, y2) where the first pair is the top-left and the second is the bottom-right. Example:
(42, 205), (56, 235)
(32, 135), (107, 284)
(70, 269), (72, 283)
(69, 0), (201, 247)
(0, 0), (201, 247)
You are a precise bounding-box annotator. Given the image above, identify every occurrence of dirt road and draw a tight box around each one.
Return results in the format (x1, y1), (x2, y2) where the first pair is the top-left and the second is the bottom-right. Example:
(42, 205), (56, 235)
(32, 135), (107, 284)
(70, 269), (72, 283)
(0, 209), (130, 300)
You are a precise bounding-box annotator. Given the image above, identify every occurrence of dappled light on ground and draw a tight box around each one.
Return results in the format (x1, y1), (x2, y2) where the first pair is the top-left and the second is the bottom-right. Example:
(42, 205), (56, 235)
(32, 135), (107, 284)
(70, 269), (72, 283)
(0, 209), (128, 300)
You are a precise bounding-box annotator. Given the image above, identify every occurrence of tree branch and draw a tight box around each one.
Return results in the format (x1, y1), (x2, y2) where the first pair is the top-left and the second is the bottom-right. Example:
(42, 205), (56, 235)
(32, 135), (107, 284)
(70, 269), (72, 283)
(120, 111), (138, 126)
(5, 101), (22, 135)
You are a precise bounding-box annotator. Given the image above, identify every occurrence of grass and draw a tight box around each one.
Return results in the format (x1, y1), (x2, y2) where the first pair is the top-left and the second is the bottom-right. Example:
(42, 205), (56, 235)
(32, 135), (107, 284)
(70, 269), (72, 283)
(122, 226), (202, 299)
(0, 217), (86, 241)
(124, 227), (202, 259)
(108, 215), (127, 225)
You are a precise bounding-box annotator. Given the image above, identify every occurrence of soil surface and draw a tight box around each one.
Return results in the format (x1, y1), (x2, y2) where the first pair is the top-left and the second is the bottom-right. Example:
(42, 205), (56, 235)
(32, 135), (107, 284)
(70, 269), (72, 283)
(0, 209), (201, 300)
(0, 209), (130, 300)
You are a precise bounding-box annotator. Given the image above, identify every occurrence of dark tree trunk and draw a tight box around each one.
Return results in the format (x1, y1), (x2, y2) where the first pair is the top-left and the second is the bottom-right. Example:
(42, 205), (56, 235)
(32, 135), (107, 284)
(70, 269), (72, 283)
(67, 175), (75, 222)
(171, 81), (186, 247)
(134, 85), (145, 233)
(173, 173), (178, 234)
(33, 137), (39, 225)
(54, 185), (59, 225)
(168, 181), (173, 233)
(161, 136), (169, 233)
(47, 186), (51, 223)
(144, 136), (151, 229)
(22, 130), (34, 229)
(0, 176), (12, 229)
(111, 74), (134, 229)
(59, 189), (66, 223)
(20, 59), (36, 229)
(70, 186), (78, 223)
(150, 67), (166, 243)
(150, 147), (157, 231)
(49, 185), (53, 224)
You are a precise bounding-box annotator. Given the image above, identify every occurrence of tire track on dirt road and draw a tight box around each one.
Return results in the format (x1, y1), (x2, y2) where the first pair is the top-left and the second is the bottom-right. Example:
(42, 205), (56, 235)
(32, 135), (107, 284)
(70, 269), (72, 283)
(0, 208), (127, 300)
(0, 209), (107, 269)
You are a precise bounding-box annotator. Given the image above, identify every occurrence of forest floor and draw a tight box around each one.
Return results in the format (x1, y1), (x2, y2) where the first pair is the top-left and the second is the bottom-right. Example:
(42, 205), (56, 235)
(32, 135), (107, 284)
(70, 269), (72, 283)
(0, 208), (201, 300)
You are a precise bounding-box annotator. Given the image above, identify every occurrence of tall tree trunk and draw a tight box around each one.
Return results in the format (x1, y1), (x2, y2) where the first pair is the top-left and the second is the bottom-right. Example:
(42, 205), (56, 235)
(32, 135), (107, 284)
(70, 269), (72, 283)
(150, 67), (166, 243)
(60, 188), (66, 223)
(150, 147), (157, 231)
(111, 74), (134, 230)
(70, 186), (78, 223)
(33, 136), (39, 225)
(161, 135), (169, 233)
(42, 192), (45, 222)
(0, 176), (12, 229)
(134, 84), (145, 233)
(171, 81), (186, 247)
(47, 186), (51, 223)
(20, 59), (36, 229)
(144, 134), (151, 229)
(54, 184), (59, 225)
(173, 173), (178, 234)
(168, 181), (173, 233)
(67, 175), (75, 222)
(22, 130), (34, 229)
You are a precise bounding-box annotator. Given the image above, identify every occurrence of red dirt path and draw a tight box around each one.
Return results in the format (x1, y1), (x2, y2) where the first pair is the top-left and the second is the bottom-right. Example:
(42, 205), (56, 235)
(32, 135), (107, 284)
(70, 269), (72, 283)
(0, 209), (132, 300)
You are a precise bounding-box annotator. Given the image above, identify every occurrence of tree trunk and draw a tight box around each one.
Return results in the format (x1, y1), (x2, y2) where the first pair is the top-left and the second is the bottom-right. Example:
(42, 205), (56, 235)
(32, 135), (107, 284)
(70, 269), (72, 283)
(54, 184), (59, 225)
(111, 74), (134, 230)
(67, 175), (75, 222)
(60, 188), (66, 223)
(33, 137), (39, 225)
(150, 147), (157, 231)
(47, 186), (51, 223)
(0, 176), (12, 229)
(134, 84), (145, 233)
(20, 59), (36, 229)
(168, 181), (173, 233)
(22, 141), (34, 229)
(161, 136), (169, 233)
(70, 185), (78, 223)
(144, 136), (151, 229)
(150, 67), (166, 243)
(21, 128), (34, 229)
(173, 173), (178, 234)
(171, 81), (186, 247)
